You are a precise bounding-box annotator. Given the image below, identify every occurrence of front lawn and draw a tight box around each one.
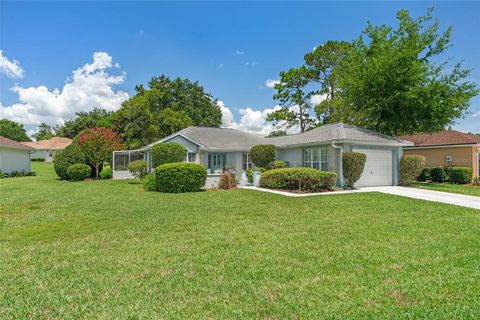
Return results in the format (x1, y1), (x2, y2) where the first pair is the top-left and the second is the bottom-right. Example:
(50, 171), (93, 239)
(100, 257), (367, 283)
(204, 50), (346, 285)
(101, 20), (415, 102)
(412, 181), (480, 197)
(1, 163), (479, 319)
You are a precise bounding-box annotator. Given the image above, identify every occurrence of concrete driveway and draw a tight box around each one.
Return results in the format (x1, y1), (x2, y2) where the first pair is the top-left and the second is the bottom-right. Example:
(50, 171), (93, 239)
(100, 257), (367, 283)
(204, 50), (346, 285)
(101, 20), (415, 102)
(360, 186), (480, 210)
(240, 185), (480, 210)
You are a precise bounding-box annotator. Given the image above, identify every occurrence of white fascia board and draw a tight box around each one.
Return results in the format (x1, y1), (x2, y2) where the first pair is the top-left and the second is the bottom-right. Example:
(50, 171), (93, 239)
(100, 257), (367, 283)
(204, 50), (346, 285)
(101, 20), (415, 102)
(139, 132), (204, 151)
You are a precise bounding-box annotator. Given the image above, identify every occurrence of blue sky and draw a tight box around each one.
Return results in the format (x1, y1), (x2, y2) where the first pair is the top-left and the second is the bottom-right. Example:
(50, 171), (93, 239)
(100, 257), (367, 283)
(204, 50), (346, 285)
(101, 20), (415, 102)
(1, 1), (479, 135)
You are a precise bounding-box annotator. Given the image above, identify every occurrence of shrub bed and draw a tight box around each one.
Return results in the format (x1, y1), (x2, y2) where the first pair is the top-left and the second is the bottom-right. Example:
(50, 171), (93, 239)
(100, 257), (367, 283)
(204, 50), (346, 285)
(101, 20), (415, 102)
(54, 143), (86, 180)
(128, 159), (148, 179)
(417, 167), (431, 182)
(142, 173), (157, 191)
(260, 167), (336, 192)
(155, 162), (207, 193)
(151, 143), (186, 167)
(430, 167), (448, 183)
(268, 160), (288, 170)
(246, 168), (254, 184)
(446, 167), (472, 184)
(250, 144), (276, 168)
(67, 163), (91, 181)
(342, 152), (367, 188)
(218, 171), (237, 189)
(100, 164), (113, 179)
(400, 155), (426, 185)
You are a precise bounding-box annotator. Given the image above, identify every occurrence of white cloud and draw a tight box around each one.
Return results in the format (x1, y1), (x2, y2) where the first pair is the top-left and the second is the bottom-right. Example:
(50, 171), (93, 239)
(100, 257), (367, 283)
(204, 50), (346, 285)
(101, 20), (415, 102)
(0, 51), (129, 126)
(473, 111), (480, 118)
(309, 93), (328, 106)
(244, 61), (257, 67)
(265, 79), (280, 88)
(235, 50), (244, 55)
(0, 50), (24, 79)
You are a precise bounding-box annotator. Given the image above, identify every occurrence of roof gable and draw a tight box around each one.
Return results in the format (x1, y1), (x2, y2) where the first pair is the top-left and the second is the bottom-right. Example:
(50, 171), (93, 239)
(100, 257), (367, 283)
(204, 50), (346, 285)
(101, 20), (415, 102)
(0, 136), (34, 151)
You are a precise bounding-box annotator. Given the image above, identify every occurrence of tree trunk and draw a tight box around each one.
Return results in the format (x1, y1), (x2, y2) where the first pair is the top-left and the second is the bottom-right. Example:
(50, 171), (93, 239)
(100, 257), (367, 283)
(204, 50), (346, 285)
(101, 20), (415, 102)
(95, 164), (100, 178)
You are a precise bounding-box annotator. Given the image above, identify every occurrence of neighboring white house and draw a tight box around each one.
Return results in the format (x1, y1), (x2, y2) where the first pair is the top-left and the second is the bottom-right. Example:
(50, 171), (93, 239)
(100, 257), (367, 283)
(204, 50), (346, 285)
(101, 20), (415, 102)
(0, 136), (34, 174)
(112, 123), (414, 188)
(22, 137), (72, 162)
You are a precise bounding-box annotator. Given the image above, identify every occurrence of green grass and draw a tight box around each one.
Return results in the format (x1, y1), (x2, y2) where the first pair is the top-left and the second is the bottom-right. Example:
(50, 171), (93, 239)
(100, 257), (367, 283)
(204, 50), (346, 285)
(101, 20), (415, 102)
(412, 181), (480, 197)
(1, 163), (479, 319)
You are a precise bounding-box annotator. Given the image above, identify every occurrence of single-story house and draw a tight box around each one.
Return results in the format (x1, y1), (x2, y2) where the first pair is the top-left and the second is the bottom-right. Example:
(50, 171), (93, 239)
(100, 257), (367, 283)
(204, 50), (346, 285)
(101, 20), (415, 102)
(22, 137), (72, 162)
(113, 123), (413, 188)
(0, 136), (34, 174)
(399, 130), (480, 177)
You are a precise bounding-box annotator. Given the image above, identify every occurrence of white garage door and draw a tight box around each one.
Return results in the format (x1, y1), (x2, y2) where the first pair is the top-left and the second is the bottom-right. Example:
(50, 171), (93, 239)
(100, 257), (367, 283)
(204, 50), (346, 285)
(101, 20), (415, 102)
(352, 149), (393, 187)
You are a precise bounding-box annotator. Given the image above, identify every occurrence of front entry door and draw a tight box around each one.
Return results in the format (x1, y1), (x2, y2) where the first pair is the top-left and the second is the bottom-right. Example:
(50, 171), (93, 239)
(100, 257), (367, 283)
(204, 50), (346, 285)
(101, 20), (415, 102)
(209, 153), (225, 174)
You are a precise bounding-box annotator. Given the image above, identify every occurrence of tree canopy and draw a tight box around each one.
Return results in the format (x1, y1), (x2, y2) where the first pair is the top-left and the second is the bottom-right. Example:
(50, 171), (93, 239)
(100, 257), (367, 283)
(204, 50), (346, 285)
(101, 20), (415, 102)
(0, 119), (31, 142)
(57, 108), (114, 139)
(33, 122), (56, 141)
(268, 8), (478, 135)
(115, 75), (222, 148)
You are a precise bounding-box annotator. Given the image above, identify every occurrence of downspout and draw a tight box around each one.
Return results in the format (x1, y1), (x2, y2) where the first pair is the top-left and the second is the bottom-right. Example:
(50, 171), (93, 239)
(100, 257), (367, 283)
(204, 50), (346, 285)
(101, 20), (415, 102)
(331, 141), (344, 188)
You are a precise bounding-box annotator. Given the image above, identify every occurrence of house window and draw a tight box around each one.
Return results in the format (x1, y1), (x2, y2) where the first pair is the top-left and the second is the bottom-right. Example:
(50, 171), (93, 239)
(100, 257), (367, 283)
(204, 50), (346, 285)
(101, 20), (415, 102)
(185, 152), (196, 163)
(242, 153), (253, 170)
(303, 147), (328, 171)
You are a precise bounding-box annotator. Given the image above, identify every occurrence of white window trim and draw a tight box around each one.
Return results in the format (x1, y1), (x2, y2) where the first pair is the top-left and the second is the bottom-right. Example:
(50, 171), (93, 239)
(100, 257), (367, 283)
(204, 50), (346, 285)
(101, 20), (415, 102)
(303, 147), (328, 171)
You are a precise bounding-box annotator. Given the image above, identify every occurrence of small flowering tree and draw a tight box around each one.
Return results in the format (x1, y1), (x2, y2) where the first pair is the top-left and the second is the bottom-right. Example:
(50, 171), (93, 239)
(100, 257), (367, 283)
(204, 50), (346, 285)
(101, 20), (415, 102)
(78, 127), (124, 178)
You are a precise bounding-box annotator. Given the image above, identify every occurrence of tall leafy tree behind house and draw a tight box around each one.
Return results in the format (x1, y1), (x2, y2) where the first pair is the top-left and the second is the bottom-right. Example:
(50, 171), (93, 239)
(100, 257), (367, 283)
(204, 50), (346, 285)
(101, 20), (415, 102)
(304, 41), (350, 123)
(115, 75), (222, 148)
(0, 119), (31, 141)
(333, 8), (478, 135)
(57, 108), (114, 139)
(33, 122), (57, 141)
(267, 66), (316, 133)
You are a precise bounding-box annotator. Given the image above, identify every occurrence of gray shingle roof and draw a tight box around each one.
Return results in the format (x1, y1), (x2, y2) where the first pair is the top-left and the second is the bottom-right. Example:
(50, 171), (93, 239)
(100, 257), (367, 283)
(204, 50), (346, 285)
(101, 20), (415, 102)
(177, 126), (265, 151)
(267, 123), (413, 147)
(144, 123), (412, 151)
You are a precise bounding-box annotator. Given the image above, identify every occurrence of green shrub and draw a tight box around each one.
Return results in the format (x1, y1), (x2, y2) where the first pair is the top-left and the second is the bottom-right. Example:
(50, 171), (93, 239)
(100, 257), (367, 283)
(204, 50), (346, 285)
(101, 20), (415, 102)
(128, 159), (148, 179)
(246, 168), (254, 184)
(218, 171), (237, 189)
(417, 167), (431, 182)
(31, 158), (45, 162)
(0, 170), (7, 179)
(142, 173), (157, 191)
(446, 167), (472, 184)
(400, 155), (426, 185)
(151, 143), (186, 167)
(67, 163), (91, 181)
(342, 152), (367, 188)
(250, 144), (276, 168)
(100, 164), (113, 179)
(260, 167), (336, 192)
(430, 167), (448, 183)
(155, 162), (207, 193)
(268, 160), (288, 170)
(54, 143), (86, 180)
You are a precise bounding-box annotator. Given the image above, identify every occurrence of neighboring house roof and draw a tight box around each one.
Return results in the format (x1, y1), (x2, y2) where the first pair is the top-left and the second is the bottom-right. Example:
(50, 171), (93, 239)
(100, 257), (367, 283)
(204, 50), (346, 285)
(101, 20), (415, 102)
(22, 137), (73, 150)
(268, 123), (413, 148)
(398, 130), (480, 147)
(0, 136), (35, 151)
(142, 122), (412, 151)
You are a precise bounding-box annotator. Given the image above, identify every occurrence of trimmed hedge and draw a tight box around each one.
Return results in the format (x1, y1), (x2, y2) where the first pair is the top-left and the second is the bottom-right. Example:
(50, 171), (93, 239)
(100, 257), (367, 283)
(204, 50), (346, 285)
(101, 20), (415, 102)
(128, 159), (148, 179)
(268, 160), (288, 170)
(155, 162), (207, 193)
(250, 144), (276, 168)
(446, 167), (472, 184)
(151, 142), (186, 167)
(400, 155), (426, 185)
(100, 164), (113, 179)
(67, 163), (91, 181)
(260, 167), (336, 192)
(430, 167), (448, 183)
(54, 143), (86, 180)
(417, 167), (431, 182)
(342, 152), (367, 188)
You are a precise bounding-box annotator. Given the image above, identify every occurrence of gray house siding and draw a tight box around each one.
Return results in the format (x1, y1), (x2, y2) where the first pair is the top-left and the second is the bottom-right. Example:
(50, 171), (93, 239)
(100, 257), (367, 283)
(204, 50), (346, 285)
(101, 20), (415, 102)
(163, 135), (199, 153)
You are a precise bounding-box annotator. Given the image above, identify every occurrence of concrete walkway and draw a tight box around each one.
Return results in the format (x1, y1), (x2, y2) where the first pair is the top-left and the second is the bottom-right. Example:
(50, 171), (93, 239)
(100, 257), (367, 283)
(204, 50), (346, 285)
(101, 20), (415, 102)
(239, 185), (480, 210)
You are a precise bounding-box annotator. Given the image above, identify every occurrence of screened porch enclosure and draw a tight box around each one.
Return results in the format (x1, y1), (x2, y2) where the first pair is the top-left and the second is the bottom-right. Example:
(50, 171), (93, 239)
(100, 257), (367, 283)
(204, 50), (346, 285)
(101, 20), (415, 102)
(112, 150), (146, 179)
